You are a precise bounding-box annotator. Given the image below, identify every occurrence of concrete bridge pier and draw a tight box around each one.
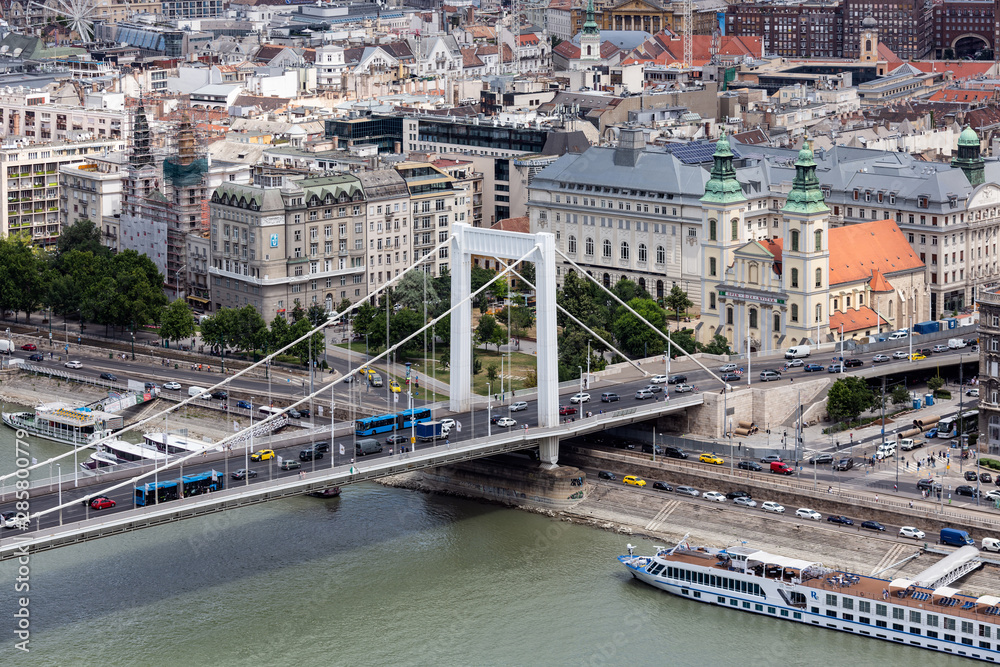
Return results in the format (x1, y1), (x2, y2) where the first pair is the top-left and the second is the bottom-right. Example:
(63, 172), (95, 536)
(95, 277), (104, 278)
(539, 436), (559, 469)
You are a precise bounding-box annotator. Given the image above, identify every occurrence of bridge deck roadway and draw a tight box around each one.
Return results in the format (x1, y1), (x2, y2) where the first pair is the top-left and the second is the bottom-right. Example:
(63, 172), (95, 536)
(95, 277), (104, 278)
(0, 395), (702, 561)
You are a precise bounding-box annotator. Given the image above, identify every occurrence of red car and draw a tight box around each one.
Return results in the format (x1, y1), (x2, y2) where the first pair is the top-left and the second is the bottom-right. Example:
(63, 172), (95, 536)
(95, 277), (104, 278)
(558, 405), (577, 416)
(90, 497), (116, 510)
(20, 343), (36, 351)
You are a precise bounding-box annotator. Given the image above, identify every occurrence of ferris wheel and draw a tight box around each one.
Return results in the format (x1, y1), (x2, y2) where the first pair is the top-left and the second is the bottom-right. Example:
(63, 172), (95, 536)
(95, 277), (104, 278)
(27, 0), (99, 43)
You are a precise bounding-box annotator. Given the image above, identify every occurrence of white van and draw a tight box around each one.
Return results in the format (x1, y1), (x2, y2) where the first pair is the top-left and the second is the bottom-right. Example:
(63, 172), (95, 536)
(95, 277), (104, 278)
(784, 345), (810, 359)
(876, 442), (896, 459)
(888, 331), (907, 340)
(948, 338), (966, 349)
(188, 386), (209, 399)
(982, 537), (1000, 552)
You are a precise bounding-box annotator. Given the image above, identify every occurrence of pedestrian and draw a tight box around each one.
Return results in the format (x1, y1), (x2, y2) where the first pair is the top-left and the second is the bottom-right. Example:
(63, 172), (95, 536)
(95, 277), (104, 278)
(875, 494), (879, 502)
(893, 484), (897, 492)
(909, 501), (914, 509)
(790, 377), (794, 383)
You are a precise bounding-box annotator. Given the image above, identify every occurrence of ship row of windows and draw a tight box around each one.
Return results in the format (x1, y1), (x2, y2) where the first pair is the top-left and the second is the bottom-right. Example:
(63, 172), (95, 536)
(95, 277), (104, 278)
(664, 566), (765, 597)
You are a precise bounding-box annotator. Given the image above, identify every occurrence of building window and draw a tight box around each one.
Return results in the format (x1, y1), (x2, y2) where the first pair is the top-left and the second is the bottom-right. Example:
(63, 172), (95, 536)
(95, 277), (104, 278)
(815, 268), (822, 288)
(815, 303), (822, 323)
(709, 218), (717, 241)
(726, 306), (734, 325)
(731, 217), (738, 241)
(790, 229), (800, 252)
(568, 235), (577, 253)
(709, 257), (718, 276)
(656, 245), (665, 264)
(620, 241), (629, 261)
(603, 239), (612, 258)
(586, 237), (594, 255)
(749, 308), (758, 329)
(814, 229), (822, 251)
(791, 268), (799, 288)
(637, 243), (647, 262)
(773, 313), (780, 332)
(709, 292), (716, 309)
(791, 304), (799, 322)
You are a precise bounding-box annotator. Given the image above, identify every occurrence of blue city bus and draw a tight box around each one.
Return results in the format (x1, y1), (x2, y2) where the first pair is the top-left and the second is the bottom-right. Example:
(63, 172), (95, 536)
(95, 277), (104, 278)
(355, 414), (397, 436)
(134, 470), (224, 507)
(397, 408), (432, 429)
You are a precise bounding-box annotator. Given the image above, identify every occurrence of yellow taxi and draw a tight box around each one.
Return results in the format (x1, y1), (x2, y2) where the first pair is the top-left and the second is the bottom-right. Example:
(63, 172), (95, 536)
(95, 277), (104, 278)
(909, 353), (926, 361)
(623, 475), (646, 487)
(699, 453), (724, 465)
(250, 449), (275, 462)
(389, 380), (401, 393)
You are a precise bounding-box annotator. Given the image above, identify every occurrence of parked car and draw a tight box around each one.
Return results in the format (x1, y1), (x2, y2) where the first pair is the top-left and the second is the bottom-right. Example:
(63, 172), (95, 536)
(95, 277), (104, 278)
(20, 343), (35, 351)
(761, 501), (785, 514)
(795, 508), (822, 521)
(635, 389), (655, 400)
(231, 469), (257, 480)
(733, 497), (757, 508)
(872, 354), (890, 363)
(899, 526), (926, 539)
(726, 490), (752, 499)
(667, 375), (687, 384)
(27, 353), (43, 362)
(737, 461), (762, 471)
(569, 392), (591, 404)
(827, 515), (854, 525)
(702, 491), (726, 502)
(650, 375), (669, 384)
(510, 401), (528, 411)
(803, 364), (825, 372)
(982, 473), (994, 484)
(623, 475), (646, 487)
(861, 520), (886, 531)
(674, 384), (695, 393)
(699, 453), (724, 465)
(558, 405), (577, 416)
(965, 470), (979, 482)
(808, 453), (834, 465)
(600, 392), (620, 403)
(652, 481), (673, 492)
(597, 471), (616, 481)
(675, 485), (699, 497)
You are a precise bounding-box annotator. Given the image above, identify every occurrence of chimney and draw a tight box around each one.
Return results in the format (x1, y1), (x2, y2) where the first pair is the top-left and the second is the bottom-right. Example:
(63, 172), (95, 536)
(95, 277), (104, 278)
(394, 141), (401, 153)
(613, 128), (645, 167)
(466, 7), (474, 24)
(332, 135), (339, 150)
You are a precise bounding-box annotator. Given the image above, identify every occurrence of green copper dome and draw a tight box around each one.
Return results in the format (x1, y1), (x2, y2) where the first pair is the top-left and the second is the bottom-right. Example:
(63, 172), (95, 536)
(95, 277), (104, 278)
(700, 132), (745, 205)
(782, 140), (829, 215)
(959, 125), (980, 147)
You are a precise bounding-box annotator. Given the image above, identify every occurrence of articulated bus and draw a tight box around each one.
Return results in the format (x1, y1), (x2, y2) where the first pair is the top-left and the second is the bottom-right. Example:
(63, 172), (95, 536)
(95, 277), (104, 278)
(355, 408), (434, 436)
(134, 470), (224, 507)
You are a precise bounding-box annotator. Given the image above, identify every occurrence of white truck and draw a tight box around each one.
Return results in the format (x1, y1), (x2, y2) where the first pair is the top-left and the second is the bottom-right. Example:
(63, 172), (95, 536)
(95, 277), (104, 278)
(784, 345), (810, 359)
(899, 438), (921, 451)
(948, 338), (966, 349)
(0, 340), (13, 354)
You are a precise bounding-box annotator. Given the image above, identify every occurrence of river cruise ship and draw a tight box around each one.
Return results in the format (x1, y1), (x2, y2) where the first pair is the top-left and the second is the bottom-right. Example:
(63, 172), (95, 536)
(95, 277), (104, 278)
(620, 539), (1000, 662)
(2, 403), (123, 447)
(143, 432), (221, 454)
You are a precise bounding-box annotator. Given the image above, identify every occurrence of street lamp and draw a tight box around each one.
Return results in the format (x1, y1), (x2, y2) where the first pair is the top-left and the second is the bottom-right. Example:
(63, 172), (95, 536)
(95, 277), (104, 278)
(56, 463), (62, 526)
(839, 323), (845, 375)
(578, 365), (583, 395)
(487, 382), (492, 437)
(130, 330), (135, 361)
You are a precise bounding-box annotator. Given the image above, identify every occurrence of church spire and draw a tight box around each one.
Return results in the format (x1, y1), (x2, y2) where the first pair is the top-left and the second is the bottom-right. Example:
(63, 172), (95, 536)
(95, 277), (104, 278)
(782, 140), (829, 215)
(583, 0), (598, 34)
(952, 125), (985, 186)
(700, 132), (745, 204)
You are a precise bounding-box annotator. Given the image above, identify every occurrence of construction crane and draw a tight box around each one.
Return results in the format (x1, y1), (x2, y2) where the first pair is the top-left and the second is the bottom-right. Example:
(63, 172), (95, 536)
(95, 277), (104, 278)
(682, 0), (692, 69)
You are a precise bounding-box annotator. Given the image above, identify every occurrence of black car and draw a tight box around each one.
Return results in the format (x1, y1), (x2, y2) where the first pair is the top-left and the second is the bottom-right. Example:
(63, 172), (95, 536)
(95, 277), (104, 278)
(299, 448), (325, 461)
(313, 441), (330, 453)
(982, 473), (993, 484)
(809, 454), (834, 465)
(721, 372), (741, 382)
(298, 408), (311, 418)
(641, 443), (663, 455)
(843, 358), (864, 368)
(287, 408), (302, 419)
(833, 458), (854, 471)
(965, 471), (979, 482)
(726, 490), (752, 500)
(231, 469), (257, 480)
(667, 375), (687, 384)
(613, 440), (637, 450)
(490, 414), (505, 424)
(386, 434), (407, 445)
(861, 520), (885, 531)
(956, 485), (979, 498)
(827, 515), (854, 525)
(662, 447), (688, 459)
(597, 471), (616, 480)
(28, 353), (43, 361)
(916, 478), (942, 492)
(737, 461), (762, 471)
(99, 372), (117, 381)
(918, 348), (933, 357)
(652, 481), (673, 492)
(211, 391), (228, 400)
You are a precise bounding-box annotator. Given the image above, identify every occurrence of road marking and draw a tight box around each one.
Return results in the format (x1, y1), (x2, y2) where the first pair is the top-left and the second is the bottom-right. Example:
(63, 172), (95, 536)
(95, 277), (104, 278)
(645, 500), (680, 532)
(870, 543), (906, 575)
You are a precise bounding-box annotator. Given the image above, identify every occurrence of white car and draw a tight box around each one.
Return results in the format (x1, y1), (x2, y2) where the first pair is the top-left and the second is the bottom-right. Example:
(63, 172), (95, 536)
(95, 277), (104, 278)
(64, 360), (82, 369)
(674, 384), (694, 393)
(761, 501), (785, 514)
(967, 388), (980, 398)
(440, 418), (456, 431)
(510, 401), (528, 412)
(496, 417), (516, 428)
(795, 508), (822, 521)
(899, 526), (925, 540)
(569, 392), (591, 404)
(702, 491), (726, 502)
(163, 381), (182, 391)
(892, 351), (909, 359)
(985, 490), (1000, 502)
(650, 374), (668, 384)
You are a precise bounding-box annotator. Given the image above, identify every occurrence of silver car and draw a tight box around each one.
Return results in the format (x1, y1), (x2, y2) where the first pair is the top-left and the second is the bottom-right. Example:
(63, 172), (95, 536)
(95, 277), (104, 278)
(733, 496), (757, 508)
(675, 485), (699, 497)
(635, 388), (655, 400)
(510, 401), (528, 411)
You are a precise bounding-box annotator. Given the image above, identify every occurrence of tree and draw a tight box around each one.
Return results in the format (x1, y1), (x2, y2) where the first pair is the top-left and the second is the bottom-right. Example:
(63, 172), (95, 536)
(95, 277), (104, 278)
(337, 298), (352, 314)
(290, 302), (306, 322)
(610, 297), (667, 358)
(306, 303), (328, 328)
(438, 351), (449, 369)
(269, 314), (291, 353)
(390, 308), (424, 354)
(160, 300), (196, 346)
(394, 269), (441, 313)
(490, 275), (509, 302)
(233, 305), (268, 354)
(475, 314), (498, 347)
(701, 334), (731, 356)
(472, 355), (482, 375)
(523, 369), (538, 388)
(488, 324), (507, 353)
(928, 376), (945, 392)
(826, 376), (876, 423)
(891, 384), (911, 406)
(434, 313), (451, 347)
(486, 362), (499, 384)
(669, 329), (699, 357)
(664, 285), (694, 324)
(55, 219), (110, 259)
(517, 261), (535, 291)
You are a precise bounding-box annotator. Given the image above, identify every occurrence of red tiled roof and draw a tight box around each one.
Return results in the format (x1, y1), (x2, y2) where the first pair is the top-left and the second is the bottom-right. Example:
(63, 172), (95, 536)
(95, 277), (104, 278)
(461, 47), (484, 68)
(868, 269), (893, 293)
(829, 219), (923, 285)
(519, 34), (539, 46)
(878, 42), (903, 66)
(830, 306), (889, 333)
(910, 60), (995, 80)
(554, 41), (581, 59)
(928, 89), (996, 103)
(492, 216), (530, 233)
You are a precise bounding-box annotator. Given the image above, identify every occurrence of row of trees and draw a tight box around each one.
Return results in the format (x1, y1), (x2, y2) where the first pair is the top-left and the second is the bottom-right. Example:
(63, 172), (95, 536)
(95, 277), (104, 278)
(826, 376), (911, 424)
(0, 220), (166, 334)
(195, 302), (326, 365)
